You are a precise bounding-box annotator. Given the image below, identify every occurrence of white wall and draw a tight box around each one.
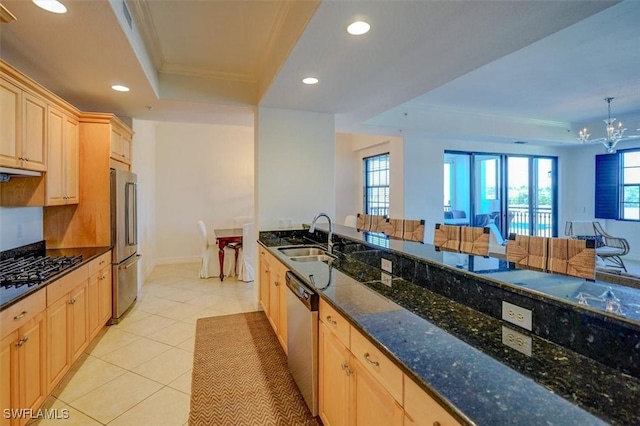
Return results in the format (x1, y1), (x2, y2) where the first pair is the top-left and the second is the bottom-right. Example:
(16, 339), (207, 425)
(256, 107), (335, 230)
(560, 139), (640, 261)
(0, 207), (43, 251)
(131, 119), (157, 284)
(155, 122), (254, 264)
(334, 133), (404, 224)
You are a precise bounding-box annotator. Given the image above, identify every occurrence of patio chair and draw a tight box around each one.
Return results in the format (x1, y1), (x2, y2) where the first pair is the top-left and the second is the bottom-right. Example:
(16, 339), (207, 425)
(564, 221), (630, 272)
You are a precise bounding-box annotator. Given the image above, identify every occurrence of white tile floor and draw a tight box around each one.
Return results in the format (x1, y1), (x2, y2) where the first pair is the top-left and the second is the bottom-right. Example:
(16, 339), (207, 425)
(34, 263), (258, 426)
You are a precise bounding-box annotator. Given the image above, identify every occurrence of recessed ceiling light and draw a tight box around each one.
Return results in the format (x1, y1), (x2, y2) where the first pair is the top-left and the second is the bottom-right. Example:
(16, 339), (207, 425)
(112, 85), (130, 92)
(347, 21), (370, 35)
(32, 0), (67, 14)
(302, 77), (318, 85)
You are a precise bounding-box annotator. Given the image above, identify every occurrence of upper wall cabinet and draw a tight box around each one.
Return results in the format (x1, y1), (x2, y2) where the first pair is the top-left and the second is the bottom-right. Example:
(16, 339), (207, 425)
(111, 124), (132, 166)
(46, 105), (79, 206)
(0, 76), (47, 172)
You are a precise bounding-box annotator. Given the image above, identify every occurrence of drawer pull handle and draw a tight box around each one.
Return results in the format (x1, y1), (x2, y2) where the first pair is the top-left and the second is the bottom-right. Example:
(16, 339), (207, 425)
(14, 311), (27, 320)
(69, 298), (76, 304)
(341, 363), (352, 376)
(99, 260), (105, 265)
(15, 336), (29, 347)
(433, 422), (441, 426)
(326, 316), (337, 325)
(274, 281), (279, 287)
(364, 353), (379, 367)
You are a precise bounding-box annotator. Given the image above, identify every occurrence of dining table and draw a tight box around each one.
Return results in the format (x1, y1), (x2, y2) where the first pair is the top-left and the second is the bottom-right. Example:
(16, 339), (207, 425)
(214, 227), (243, 281)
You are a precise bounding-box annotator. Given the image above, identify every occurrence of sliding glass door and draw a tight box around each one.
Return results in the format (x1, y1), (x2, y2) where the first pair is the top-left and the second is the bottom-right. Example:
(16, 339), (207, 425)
(506, 157), (555, 237)
(444, 151), (557, 239)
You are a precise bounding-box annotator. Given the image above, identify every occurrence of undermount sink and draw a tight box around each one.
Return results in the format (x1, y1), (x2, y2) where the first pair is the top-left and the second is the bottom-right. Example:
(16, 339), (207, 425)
(290, 254), (335, 263)
(278, 246), (326, 257)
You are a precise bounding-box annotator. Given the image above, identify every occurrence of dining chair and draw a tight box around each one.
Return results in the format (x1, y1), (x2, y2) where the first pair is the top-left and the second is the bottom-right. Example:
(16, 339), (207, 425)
(197, 220), (234, 279)
(237, 221), (255, 282)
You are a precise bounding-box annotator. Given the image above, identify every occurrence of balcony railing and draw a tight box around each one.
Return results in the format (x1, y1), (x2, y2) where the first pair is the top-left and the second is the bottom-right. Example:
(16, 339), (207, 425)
(508, 206), (553, 237)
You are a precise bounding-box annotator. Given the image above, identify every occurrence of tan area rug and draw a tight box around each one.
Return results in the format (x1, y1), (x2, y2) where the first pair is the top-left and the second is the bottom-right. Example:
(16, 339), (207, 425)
(189, 311), (320, 426)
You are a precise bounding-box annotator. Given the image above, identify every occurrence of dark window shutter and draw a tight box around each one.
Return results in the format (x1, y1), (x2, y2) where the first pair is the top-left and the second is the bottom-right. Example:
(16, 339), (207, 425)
(595, 153), (619, 219)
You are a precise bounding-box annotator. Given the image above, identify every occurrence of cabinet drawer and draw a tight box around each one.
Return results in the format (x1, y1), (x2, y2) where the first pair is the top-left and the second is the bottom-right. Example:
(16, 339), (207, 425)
(47, 265), (89, 306)
(88, 251), (111, 276)
(351, 326), (403, 404)
(404, 374), (461, 426)
(319, 299), (350, 349)
(0, 289), (46, 338)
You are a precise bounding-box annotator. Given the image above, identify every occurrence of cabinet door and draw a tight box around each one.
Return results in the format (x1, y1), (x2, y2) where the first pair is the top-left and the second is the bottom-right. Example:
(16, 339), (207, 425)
(17, 311), (47, 419)
(318, 322), (351, 426)
(259, 250), (270, 315)
(1, 331), (17, 426)
(21, 92), (46, 171)
(277, 267), (288, 351)
(87, 272), (101, 339)
(46, 106), (65, 205)
(63, 115), (79, 203)
(110, 128), (122, 160)
(121, 133), (131, 164)
(0, 77), (20, 168)
(69, 281), (89, 362)
(98, 266), (112, 328)
(351, 357), (403, 426)
(268, 271), (280, 334)
(46, 296), (69, 391)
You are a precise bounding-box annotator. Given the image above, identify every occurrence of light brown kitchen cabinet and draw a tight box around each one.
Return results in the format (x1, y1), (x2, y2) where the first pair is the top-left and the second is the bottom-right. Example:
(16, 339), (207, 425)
(0, 291), (47, 426)
(88, 252), (112, 340)
(45, 113), (132, 248)
(404, 373), (461, 426)
(351, 356), (403, 426)
(259, 245), (270, 317)
(110, 125), (132, 166)
(0, 75), (46, 172)
(319, 321), (351, 426)
(45, 105), (79, 206)
(46, 265), (90, 391)
(258, 246), (288, 353)
(319, 298), (456, 426)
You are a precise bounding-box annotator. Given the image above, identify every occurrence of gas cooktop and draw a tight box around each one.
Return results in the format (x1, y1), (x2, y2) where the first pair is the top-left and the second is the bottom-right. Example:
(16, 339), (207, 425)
(0, 255), (83, 306)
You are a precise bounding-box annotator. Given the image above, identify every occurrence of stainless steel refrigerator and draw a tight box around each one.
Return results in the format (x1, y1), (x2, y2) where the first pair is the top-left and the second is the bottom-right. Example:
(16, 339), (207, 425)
(110, 168), (140, 323)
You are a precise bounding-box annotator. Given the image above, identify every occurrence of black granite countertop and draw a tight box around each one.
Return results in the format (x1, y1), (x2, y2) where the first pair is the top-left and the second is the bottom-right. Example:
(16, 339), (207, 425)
(0, 244), (111, 311)
(259, 231), (640, 425)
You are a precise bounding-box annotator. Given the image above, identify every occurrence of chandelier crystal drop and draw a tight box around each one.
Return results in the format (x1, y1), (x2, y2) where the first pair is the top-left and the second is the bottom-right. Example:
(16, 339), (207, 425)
(578, 97), (630, 153)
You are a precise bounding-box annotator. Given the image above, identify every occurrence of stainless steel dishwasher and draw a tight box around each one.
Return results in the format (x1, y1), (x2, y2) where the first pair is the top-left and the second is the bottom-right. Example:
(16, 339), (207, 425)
(286, 271), (319, 417)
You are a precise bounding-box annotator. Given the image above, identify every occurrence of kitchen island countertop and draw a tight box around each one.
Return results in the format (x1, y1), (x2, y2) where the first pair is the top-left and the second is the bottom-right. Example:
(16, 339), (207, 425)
(259, 231), (640, 425)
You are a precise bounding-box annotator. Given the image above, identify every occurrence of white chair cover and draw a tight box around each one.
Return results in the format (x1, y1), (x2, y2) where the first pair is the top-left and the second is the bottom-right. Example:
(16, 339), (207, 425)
(197, 220), (234, 279)
(237, 222), (255, 282)
(344, 215), (357, 228)
(486, 223), (506, 255)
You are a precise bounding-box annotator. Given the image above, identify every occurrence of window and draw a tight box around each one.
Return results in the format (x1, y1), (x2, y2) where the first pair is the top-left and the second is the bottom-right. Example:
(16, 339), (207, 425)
(595, 149), (640, 221)
(364, 153), (389, 216)
(622, 149), (640, 220)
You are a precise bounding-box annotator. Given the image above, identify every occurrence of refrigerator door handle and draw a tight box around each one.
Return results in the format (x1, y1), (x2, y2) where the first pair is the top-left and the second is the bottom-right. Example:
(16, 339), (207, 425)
(132, 182), (138, 246)
(125, 182), (137, 246)
(120, 254), (142, 270)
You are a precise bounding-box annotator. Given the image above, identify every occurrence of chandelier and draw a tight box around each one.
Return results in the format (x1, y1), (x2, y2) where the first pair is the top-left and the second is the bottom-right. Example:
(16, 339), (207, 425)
(578, 97), (638, 153)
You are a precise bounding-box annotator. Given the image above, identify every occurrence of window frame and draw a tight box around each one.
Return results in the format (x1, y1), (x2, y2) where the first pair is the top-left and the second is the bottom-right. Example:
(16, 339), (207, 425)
(620, 148), (640, 221)
(363, 152), (390, 217)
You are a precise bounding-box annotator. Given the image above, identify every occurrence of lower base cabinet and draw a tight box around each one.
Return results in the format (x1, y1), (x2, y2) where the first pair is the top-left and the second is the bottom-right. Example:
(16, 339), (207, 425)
(1, 310), (47, 426)
(318, 299), (461, 426)
(319, 322), (351, 426)
(1, 250), (113, 424)
(258, 246), (288, 353)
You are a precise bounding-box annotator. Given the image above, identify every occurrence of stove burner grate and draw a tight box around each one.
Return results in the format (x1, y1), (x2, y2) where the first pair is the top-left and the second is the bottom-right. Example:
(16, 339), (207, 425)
(0, 255), (83, 288)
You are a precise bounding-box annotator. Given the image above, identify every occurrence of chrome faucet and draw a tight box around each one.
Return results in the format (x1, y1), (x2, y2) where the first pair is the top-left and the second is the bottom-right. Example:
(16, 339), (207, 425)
(309, 213), (334, 254)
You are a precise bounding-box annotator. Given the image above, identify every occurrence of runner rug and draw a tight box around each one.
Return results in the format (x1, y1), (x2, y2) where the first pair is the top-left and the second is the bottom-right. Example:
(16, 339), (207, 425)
(189, 311), (320, 425)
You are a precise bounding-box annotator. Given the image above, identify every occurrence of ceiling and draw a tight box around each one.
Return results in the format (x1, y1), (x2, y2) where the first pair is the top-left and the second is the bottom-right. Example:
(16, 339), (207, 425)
(1, 0), (639, 147)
